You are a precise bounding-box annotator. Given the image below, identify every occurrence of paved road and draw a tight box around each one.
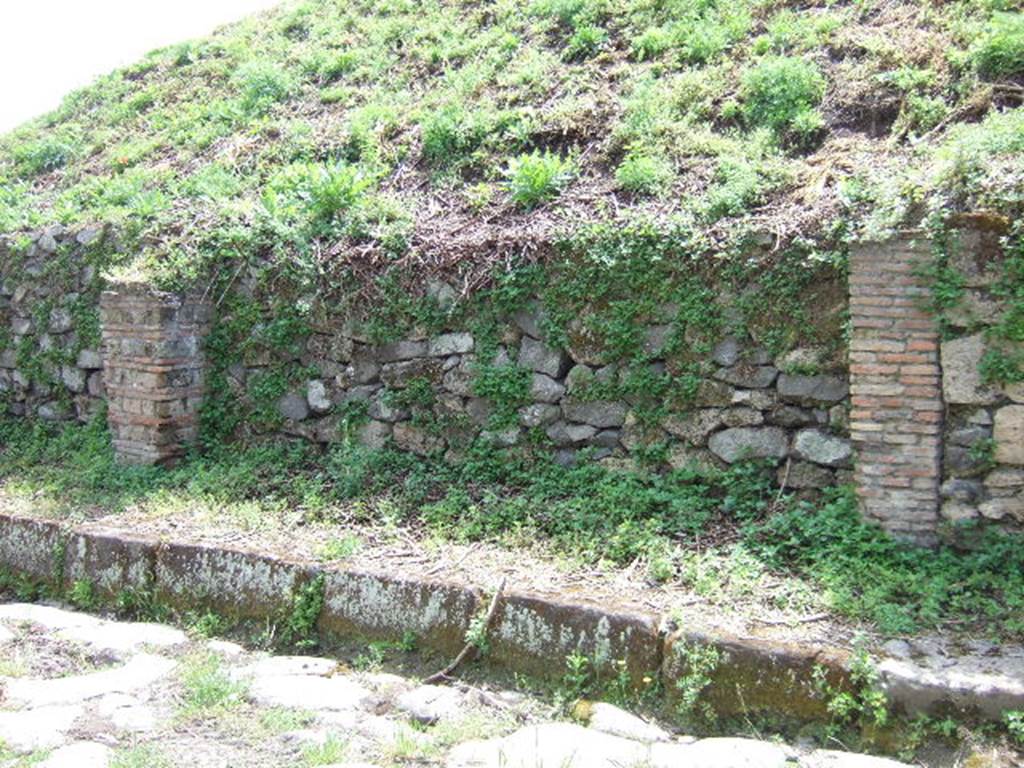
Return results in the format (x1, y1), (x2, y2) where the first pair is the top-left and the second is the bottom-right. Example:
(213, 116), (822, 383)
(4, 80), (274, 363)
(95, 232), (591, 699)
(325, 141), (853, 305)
(0, 602), (912, 767)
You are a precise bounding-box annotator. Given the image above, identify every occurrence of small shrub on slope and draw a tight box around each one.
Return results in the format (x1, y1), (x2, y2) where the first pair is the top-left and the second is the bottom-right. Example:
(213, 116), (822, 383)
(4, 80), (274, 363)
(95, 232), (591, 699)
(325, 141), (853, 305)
(972, 12), (1024, 79)
(11, 136), (74, 178)
(741, 56), (826, 145)
(233, 59), (296, 115)
(615, 151), (673, 195)
(505, 150), (575, 209)
(420, 105), (490, 168)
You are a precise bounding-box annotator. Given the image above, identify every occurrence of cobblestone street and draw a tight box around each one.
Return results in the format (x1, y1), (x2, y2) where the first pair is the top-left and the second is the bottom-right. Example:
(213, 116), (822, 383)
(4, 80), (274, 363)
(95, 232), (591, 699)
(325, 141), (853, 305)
(0, 602), (915, 767)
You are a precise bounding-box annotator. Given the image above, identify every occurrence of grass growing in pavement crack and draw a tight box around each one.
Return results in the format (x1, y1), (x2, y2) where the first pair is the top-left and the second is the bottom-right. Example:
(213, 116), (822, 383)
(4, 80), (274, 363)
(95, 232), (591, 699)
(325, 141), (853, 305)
(110, 745), (172, 768)
(301, 735), (349, 767)
(178, 652), (247, 720)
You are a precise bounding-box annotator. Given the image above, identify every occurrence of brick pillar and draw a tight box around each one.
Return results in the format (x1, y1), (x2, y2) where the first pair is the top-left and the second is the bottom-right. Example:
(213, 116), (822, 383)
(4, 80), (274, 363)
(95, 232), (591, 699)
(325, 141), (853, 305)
(99, 283), (211, 466)
(849, 235), (943, 546)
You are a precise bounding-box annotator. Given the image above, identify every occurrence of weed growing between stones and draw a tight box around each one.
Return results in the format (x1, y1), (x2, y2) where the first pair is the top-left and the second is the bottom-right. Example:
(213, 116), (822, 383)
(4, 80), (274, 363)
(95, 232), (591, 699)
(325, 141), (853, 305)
(300, 734), (349, 767)
(178, 652), (248, 719)
(110, 744), (173, 768)
(1007, 710), (1024, 745)
(813, 642), (889, 738)
(67, 579), (98, 611)
(670, 641), (721, 728)
(281, 573), (326, 649)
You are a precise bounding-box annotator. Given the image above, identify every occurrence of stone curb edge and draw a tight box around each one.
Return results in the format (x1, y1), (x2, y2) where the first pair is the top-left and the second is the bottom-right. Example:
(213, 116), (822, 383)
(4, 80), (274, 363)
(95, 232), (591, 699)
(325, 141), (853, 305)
(1, 512), (1017, 724)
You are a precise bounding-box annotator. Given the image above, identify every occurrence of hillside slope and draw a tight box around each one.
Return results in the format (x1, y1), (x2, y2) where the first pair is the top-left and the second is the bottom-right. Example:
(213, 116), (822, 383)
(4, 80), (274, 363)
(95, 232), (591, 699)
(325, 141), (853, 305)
(0, 0), (1022, 291)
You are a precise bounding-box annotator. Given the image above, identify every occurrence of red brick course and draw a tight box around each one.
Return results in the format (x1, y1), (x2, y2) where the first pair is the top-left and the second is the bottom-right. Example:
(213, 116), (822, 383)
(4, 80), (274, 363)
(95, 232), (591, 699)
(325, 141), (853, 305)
(849, 236), (942, 545)
(99, 284), (211, 466)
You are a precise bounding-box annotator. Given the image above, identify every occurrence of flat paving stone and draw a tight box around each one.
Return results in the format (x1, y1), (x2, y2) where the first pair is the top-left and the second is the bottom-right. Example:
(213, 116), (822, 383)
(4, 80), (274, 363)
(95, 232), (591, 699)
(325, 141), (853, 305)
(5, 653), (176, 706)
(673, 737), (790, 767)
(95, 692), (157, 732)
(447, 722), (652, 768)
(318, 709), (407, 742)
(249, 674), (373, 711)
(396, 683), (465, 724)
(58, 620), (187, 653)
(207, 639), (245, 656)
(584, 701), (673, 743)
(0, 603), (102, 631)
(0, 624), (14, 644)
(803, 751), (913, 768)
(0, 704), (84, 753)
(38, 741), (112, 768)
(237, 654), (338, 679)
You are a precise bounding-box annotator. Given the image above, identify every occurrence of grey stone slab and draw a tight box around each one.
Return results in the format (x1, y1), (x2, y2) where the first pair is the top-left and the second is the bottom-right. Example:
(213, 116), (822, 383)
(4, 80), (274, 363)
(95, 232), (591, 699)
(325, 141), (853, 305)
(5, 654), (176, 707)
(0, 704), (84, 753)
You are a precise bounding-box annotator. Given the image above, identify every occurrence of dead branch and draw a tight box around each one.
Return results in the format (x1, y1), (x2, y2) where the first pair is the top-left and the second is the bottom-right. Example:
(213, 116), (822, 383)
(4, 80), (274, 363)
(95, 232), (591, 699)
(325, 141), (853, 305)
(425, 576), (507, 685)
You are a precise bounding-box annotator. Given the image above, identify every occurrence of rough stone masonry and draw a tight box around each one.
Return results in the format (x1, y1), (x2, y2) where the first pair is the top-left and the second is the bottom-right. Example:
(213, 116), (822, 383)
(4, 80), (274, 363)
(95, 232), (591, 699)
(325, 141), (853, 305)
(3, 223), (1023, 541)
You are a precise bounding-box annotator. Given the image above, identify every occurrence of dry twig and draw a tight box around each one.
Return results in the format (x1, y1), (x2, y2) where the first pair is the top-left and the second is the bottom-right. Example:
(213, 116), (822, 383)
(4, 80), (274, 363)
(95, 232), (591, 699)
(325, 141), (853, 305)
(425, 576), (507, 685)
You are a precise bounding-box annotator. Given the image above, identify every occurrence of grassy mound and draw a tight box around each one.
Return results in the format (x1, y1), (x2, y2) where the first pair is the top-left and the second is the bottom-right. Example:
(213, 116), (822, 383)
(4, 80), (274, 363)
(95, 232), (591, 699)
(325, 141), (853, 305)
(0, 0), (1022, 292)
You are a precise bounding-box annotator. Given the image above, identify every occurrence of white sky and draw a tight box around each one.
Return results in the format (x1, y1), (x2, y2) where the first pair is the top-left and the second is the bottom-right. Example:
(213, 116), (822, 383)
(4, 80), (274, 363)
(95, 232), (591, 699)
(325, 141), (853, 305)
(0, 0), (284, 134)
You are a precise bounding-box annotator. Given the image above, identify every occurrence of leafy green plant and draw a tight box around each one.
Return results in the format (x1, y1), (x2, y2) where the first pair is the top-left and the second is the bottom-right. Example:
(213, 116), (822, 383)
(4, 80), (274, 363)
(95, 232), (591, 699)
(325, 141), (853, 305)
(233, 59), (296, 114)
(505, 151), (575, 209)
(420, 105), (490, 167)
(179, 652), (246, 717)
(704, 158), (767, 220)
(564, 25), (608, 60)
(67, 579), (98, 610)
(562, 651), (593, 700)
(672, 640), (720, 725)
(185, 610), (230, 638)
(11, 137), (74, 178)
(111, 745), (172, 768)
(1007, 709), (1024, 744)
(631, 27), (672, 61)
(813, 642), (889, 732)
(971, 12), (1024, 78)
(741, 57), (826, 144)
(282, 573), (325, 648)
(464, 605), (493, 655)
(302, 735), (349, 766)
(615, 151), (673, 195)
(317, 534), (363, 561)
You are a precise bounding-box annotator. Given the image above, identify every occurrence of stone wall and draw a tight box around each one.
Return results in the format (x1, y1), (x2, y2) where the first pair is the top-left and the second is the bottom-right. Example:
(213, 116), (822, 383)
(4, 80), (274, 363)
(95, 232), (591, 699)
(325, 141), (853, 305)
(2, 221), (1021, 540)
(935, 226), (1024, 533)
(0, 226), (107, 424)
(259, 313), (853, 487)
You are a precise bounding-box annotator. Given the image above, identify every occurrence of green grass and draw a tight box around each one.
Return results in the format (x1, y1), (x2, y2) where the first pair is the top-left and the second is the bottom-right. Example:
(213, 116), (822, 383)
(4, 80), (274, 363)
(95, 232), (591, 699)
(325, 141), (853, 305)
(0, 0), (1014, 303)
(178, 652), (247, 718)
(110, 745), (172, 768)
(301, 735), (348, 766)
(2, 416), (1024, 641)
(971, 12), (1024, 78)
(505, 150), (575, 209)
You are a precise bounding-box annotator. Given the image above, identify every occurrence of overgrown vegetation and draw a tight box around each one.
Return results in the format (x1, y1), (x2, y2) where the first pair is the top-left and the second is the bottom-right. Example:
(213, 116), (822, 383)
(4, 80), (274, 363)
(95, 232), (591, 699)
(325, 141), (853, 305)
(0, 0), (1020, 303)
(3, 415), (1024, 641)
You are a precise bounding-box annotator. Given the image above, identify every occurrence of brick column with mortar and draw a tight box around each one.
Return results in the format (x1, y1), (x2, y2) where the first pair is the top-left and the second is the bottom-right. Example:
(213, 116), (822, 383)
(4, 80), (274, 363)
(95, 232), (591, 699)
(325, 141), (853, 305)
(849, 234), (943, 546)
(99, 283), (212, 465)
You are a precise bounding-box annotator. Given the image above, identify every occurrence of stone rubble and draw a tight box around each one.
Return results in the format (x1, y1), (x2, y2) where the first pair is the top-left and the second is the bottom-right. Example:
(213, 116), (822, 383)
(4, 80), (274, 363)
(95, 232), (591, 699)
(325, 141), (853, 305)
(0, 602), (931, 767)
